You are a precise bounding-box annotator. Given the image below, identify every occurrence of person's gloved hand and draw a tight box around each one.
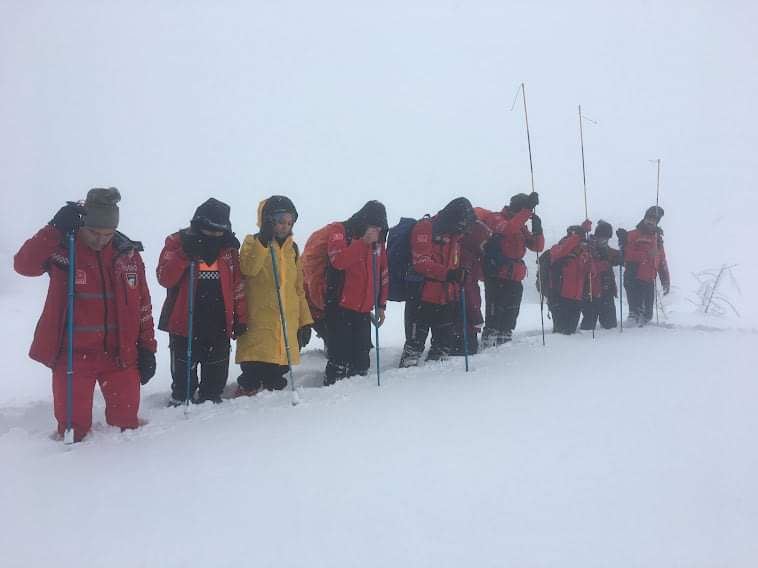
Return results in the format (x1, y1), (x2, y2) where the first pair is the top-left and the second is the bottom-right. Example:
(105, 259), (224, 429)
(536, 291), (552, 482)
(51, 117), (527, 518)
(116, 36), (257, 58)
(138, 348), (157, 385)
(580, 219), (593, 233)
(257, 221), (274, 246)
(297, 325), (312, 350)
(530, 213), (543, 236)
(50, 202), (86, 234)
(616, 228), (628, 247)
(232, 322), (247, 340)
(527, 192), (540, 209)
(446, 267), (466, 283)
(180, 231), (205, 259)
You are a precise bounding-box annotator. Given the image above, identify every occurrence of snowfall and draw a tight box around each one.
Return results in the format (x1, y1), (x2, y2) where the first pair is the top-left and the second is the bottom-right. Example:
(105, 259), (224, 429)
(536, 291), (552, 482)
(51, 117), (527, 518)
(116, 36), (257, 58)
(1, 2), (757, 567)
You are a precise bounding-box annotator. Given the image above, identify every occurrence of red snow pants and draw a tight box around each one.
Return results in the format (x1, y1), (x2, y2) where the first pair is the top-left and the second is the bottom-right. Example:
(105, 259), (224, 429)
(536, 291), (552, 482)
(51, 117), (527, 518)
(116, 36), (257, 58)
(52, 353), (140, 441)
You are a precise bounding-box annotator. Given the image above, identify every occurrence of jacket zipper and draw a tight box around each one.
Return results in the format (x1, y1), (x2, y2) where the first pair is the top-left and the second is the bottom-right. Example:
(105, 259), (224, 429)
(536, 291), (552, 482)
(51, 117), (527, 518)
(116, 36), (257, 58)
(96, 251), (109, 353)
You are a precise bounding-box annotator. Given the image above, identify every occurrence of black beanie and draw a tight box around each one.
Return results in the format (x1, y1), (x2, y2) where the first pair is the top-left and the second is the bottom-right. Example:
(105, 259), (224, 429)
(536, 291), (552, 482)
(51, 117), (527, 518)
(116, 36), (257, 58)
(644, 206), (664, 221)
(436, 197), (475, 235)
(191, 198), (232, 233)
(509, 193), (530, 213)
(344, 200), (388, 237)
(263, 195), (299, 223)
(595, 220), (613, 239)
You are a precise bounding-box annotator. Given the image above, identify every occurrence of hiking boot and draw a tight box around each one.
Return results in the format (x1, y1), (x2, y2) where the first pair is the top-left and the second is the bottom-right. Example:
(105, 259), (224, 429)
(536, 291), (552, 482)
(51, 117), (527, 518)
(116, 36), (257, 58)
(426, 348), (449, 362)
(399, 347), (422, 368)
(234, 385), (259, 398)
(480, 327), (501, 350)
(167, 397), (186, 408)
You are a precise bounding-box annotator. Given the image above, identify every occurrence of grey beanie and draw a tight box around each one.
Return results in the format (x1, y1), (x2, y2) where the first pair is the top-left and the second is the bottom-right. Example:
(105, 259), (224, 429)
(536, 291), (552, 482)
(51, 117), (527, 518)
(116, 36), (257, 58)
(84, 187), (121, 229)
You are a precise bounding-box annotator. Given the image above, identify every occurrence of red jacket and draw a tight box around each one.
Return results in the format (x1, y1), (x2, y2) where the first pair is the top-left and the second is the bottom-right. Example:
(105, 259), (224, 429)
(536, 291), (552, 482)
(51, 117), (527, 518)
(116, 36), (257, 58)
(326, 224), (389, 313)
(475, 207), (544, 281)
(156, 232), (247, 337)
(14, 225), (157, 369)
(588, 237), (622, 299)
(410, 217), (463, 305)
(623, 225), (670, 287)
(549, 234), (591, 301)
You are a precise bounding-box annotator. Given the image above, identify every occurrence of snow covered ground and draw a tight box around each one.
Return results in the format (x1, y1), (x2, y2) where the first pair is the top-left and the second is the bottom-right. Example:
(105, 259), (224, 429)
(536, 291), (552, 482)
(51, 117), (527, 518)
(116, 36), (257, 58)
(2, 281), (757, 567)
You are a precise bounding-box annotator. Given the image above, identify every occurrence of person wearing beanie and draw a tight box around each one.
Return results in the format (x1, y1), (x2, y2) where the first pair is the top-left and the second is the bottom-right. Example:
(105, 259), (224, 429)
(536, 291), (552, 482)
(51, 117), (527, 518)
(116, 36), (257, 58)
(615, 206), (670, 326)
(546, 219), (593, 334)
(579, 220), (623, 331)
(14, 188), (157, 442)
(312, 200), (389, 385)
(157, 198), (246, 405)
(235, 196), (313, 394)
(474, 190), (543, 348)
(399, 197), (475, 367)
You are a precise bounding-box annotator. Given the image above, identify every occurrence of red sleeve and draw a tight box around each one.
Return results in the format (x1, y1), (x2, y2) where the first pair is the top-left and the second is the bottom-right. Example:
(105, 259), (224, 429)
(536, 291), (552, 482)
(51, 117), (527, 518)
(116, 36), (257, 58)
(411, 220), (448, 281)
(327, 225), (367, 270)
(550, 234), (582, 261)
(379, 246), (389, 308)
(526, 231), (545, 253)
(136, 252), (158, 353)
(501, 208), (532, 235)
(156, 234), (190, 288)
(14, 225), (63, 277)
(230, 248), (247, 325)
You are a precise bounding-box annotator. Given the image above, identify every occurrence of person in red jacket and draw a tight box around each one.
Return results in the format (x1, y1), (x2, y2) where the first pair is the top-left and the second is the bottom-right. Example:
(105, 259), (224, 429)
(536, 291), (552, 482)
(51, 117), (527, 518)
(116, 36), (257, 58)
(14, 188), (157, 442)
(548, 220), (593, 335)
(450, 218), (492, 356)
(323, 201), (389, 385)
(157, 198), (246, 405)
(616, 206), (670, 326)
(579, 220), (623, 331)
(400, 197), (475, 367)
(476, 191), (544, 347)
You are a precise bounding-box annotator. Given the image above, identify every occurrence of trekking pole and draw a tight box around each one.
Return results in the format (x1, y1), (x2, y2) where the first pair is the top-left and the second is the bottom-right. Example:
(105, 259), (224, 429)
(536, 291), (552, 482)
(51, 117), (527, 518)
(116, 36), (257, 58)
(618, 245), (624, 333)
(653, 158), (662, 325)
(270, 243), (300, 406)
(578, 105), (595, 339)
(513, 82), (546, 346)
(460, 282), (469, 372)
(371, 244), (381, 387)
(63, 232), (76, 444)
(184, 261), (196, 414)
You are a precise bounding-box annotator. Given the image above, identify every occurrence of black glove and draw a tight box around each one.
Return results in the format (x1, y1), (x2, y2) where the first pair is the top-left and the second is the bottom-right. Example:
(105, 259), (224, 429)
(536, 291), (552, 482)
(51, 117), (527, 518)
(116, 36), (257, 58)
(137, 348), (156, 385)
(180, 231), (205, 259)
(527, 191), (539, 210)
(616, 228), (628, 247)
(50, 202), (86, 234)
(232, 322), (247, 340)
(297, 326), (312, 350)
(530, 213), (543, 236)
(257, 222), (274, 246)
(446, 267), (466, 283)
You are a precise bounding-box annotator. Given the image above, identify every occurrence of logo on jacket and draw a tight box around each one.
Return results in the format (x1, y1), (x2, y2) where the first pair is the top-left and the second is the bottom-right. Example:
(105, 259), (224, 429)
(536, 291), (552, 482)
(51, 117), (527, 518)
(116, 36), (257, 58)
(75, 269), (87, 285)
(126, 272), (138, 289)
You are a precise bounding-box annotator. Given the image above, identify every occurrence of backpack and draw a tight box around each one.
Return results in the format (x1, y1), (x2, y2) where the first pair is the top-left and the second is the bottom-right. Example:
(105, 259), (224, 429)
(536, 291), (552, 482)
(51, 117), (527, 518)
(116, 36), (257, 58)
(535, 250), (564, 307)
(301, 224), (335, 319)
(387, 216), (426, 302)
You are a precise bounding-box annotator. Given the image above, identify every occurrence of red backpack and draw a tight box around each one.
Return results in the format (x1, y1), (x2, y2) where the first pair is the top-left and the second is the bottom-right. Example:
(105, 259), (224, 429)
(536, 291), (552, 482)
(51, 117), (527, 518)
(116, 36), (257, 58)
(301, 223), (338, 321)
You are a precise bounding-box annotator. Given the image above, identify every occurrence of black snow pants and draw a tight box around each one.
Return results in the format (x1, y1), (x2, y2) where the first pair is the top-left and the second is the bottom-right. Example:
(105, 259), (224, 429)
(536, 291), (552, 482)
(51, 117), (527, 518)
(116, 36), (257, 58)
(170, 333), (231, 403)
(402, 300), (456, 362)
(238, 361), (290, 392)
(552, 298), (583, 335)
(625, 278), (655, 324)
(324, 305), (372, 385)
(484, 278), (523, 333)
(580, 295), (618, 330)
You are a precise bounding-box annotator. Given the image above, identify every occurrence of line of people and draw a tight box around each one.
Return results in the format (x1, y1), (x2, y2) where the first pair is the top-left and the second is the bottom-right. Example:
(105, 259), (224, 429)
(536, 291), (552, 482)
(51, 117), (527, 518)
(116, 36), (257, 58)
(13, 188), (670, 441)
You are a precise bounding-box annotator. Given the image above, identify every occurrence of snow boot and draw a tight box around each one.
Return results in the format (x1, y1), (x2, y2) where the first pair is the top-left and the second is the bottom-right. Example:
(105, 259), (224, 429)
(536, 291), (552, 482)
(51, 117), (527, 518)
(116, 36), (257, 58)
(399, 347), (422, 368)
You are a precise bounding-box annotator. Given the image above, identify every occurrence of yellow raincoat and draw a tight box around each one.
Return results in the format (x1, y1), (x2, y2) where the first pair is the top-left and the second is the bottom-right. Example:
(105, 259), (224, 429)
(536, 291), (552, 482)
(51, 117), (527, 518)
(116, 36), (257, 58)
(235, 207), (313, 366)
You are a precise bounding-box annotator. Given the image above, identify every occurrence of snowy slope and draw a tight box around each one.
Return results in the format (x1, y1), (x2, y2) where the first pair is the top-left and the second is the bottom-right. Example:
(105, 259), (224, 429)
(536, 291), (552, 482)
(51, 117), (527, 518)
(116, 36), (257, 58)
(2, 289), (757, 567)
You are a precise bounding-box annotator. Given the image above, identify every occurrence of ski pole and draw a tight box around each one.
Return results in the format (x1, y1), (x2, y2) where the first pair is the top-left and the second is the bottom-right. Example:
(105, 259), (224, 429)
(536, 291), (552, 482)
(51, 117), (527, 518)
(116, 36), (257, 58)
(513, 82), (546, 346)
(578, 105), (595, 339)
(461, 282), (469, 372)
(270, 243), (299, 406)
(64, 232), (76, 444)
(371, 244), (381, 387)
(654, 158), (662, 325)
(184, 261), (196, 413)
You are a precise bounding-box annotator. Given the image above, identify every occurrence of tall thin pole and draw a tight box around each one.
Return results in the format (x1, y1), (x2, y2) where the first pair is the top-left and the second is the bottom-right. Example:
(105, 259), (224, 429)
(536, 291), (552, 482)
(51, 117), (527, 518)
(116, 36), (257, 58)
(578, 105), (594, 339)
(184, 261), (196, 414)
(520, 83), (546, 346)
(371, 244), (381, 386)
(64, 233), (76, 444)
(654, 158), (661, 325)
(270, 244), (300, 406)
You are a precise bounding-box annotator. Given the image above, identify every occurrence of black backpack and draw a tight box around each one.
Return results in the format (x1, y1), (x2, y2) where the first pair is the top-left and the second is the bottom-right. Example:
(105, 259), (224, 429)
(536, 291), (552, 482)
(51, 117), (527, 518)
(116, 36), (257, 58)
(387, 217), (426, 302)
(535, 250), (564, 307)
